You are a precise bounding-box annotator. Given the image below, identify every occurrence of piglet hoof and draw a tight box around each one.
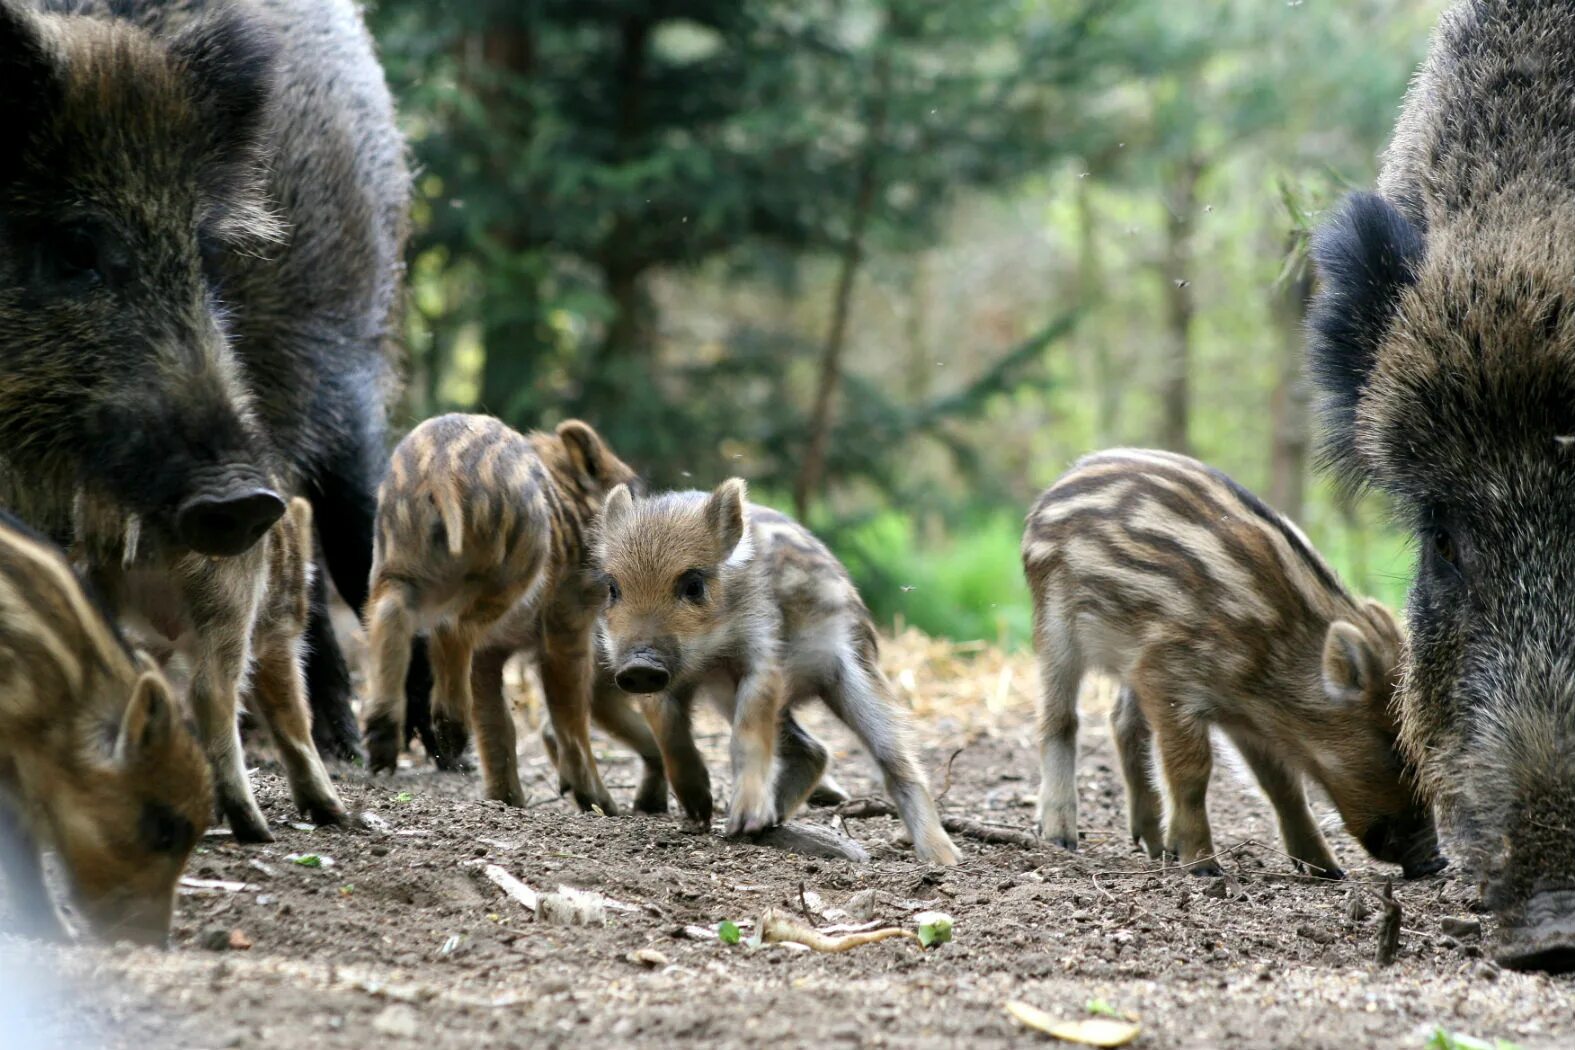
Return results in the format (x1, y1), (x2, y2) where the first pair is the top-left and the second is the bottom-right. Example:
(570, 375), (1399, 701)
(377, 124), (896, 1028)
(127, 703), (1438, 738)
(806, 779), (852, 808)
(726, 804), (779, 838)
(305, 802), (350, 828)
(915, 837), (962, 867)
(1294, 859), (1345, 881)
(1402, 853), (1448, 879)
(1044, 834), (1078, 853)
(679, 797), (714, 831)
(225, 803), (275, 845)
(1186, 861), (1225, 878)
(432, 715), (472, 772)
(572, 790), (619, 817)
(363, 717), (402, 774)
(634, 777), (670, 815)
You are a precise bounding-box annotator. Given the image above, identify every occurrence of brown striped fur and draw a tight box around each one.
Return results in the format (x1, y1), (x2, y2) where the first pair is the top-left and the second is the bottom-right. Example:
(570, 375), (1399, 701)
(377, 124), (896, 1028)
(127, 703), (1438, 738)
(101, 495), (348, 841)
(1021, 449), (1442, 878)
(0, 511), (210, 945)
(362, 414), (639, 813)
(594, 479), (959, 865)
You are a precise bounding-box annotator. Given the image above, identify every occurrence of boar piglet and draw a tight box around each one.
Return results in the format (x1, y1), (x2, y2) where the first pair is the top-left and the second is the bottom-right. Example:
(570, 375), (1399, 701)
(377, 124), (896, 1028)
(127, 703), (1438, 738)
(594, 478), (960, 866)
(0, 510), (210, 946)
(362, 414), (643, 813)
(1022, 449), (1443, 880)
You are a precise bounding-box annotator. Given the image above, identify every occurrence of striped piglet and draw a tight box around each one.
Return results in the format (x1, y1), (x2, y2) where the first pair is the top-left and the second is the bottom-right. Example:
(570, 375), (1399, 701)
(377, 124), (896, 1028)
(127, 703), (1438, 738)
(1021, 449), (1444, 879)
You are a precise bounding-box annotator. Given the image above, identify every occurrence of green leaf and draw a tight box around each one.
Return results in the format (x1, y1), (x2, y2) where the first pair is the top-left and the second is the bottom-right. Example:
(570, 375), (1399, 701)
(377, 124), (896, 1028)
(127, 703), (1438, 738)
(290, 854), (323, 868)
(394, 791), (414, 803)
(1424, 1027), (1522, 1050)
(718, 920), (741, 945)
(914, 911), (953, 948)
(1086, 998), (1119, 1018)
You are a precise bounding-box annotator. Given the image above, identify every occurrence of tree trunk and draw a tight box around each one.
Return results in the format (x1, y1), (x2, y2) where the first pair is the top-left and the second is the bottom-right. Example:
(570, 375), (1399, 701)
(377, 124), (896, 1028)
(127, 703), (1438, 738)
(903, 251), (932, 403)
(793, 51), (891, 521)
(1158, 156), (1203, 455)
(1074, 174), (1117, 444)
(1268, 235), (1314, 521)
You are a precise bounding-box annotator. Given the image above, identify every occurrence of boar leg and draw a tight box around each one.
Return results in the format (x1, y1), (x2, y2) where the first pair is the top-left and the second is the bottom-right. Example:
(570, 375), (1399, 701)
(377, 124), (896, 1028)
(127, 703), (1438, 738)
(771, 712), (829, 821)
(0, 802), (66, 941)
(186, 565), (273, 844)
(1135, 678), (1220, 875)
(249, 638), (349, 826)
(590, 678), (668, 814)
(1109, 685), (1164, 858)
(301, 569), (363, 763)
(362, 580), (416, 773)
(825, 662), (960, 866)
(469, 645), (527, 808)
(538, 611), (617, 815)
(724, 667), (787, 837)
(642, 689), (712, 827)
(1226, 730), (1343, 879)
(1032, 613), (1084, 851)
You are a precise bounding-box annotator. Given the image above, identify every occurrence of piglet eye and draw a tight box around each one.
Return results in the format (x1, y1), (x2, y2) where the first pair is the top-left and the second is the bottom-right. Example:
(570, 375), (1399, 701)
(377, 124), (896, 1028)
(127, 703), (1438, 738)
(606, 577), (621, 604)
(677, 570), (707, 604)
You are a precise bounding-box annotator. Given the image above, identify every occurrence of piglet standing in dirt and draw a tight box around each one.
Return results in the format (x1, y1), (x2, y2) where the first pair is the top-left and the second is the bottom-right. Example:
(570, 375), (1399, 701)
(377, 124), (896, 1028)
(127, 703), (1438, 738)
(1022, 449), (1443, 879)
(0, 511), (210, 946)
(594, 478), (960, 865)
(362, 414), (640, 812)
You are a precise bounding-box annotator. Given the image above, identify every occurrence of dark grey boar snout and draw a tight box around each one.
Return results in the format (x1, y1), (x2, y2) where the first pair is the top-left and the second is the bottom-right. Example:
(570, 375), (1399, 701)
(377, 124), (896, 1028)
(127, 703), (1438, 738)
(614, 653), (671, 695)
(1498, 886), (1575, 974)
(176, 483), (284, 557)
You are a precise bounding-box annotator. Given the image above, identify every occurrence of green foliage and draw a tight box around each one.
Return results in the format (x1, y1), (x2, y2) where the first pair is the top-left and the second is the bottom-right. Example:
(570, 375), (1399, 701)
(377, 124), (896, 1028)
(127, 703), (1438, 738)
(1424, 1027), (1524, 1050)
(717, 920), (742, 945)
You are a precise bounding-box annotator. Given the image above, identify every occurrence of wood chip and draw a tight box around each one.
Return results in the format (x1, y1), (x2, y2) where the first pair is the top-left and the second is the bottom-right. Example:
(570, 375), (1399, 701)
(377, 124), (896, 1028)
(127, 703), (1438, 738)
(625, 948), (669, 968)
(481, 865), (539, 911)
(1004, 1002), (1141, 1046)
(179, 877), (256, 895)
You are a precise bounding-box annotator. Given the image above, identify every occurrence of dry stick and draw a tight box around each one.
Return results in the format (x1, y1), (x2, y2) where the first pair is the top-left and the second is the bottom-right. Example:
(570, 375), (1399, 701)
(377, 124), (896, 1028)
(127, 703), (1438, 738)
(933, 747), (965, 805)
(1376, 878), (1403, 967)
(835, 797), (1040, 849)
(758, 908), (919, 954)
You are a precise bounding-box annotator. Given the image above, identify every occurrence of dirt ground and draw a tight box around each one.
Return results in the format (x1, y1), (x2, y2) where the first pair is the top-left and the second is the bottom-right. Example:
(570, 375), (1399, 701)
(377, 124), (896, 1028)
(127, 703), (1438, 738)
(3, 628), (1572, 1050)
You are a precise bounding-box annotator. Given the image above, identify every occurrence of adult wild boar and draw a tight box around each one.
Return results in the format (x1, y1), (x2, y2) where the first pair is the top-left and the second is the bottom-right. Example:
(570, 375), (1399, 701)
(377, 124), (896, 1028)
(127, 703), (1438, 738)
(1308, 0), (1575, 971)
(0, 0), (408, 774)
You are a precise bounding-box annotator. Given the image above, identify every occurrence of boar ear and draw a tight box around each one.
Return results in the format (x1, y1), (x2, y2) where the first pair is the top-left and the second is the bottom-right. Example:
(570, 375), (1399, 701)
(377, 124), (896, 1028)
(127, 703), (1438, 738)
(705, 478), (748, 560)
(600, 483), (634, 534)
(169, 6), (279, 160)
(1321, 620), (1378, 704)
(556, 420), (611, 487)
(0, 2), (62, 163)
(1307, 192), (1425, 487)
(116, 672), (175, 764)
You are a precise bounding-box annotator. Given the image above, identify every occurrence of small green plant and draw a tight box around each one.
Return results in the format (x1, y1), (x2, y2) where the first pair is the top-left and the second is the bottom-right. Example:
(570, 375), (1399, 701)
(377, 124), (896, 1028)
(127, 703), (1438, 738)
(914, 911), (953, 948)
(1424, 1027), (1524, 1050)
(288, 853), (324, 868)
(717, 920), (741, 945)
(1085, 998), (1119, 1018)
(393, 791), (414, 803)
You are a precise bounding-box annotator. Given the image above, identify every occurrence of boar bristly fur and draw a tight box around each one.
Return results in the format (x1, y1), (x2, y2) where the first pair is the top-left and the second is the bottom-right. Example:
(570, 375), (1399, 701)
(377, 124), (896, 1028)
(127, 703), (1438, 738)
(0, 0), (412, 766)
(1022, 450), (1443, 880)
(595, 479), (960, 866)
(1308, 0), (1575, 972)
(0, 510), (210, 946)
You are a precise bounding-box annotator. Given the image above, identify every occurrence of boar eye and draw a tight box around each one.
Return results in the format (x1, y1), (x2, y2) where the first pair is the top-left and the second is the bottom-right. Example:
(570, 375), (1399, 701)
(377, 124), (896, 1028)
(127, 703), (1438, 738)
(36, 224), (103, 288)
(1427, 528), (1462, 576)
(605, 577), (621, 604)
(676, 569), (707, 604)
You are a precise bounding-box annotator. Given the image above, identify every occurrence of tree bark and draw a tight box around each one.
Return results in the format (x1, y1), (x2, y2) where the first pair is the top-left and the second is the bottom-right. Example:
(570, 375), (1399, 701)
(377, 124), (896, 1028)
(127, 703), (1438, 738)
(1158, 156), (1203, 455)
(1074, 175), (1117, 444)
(1268, 234), (1314, 521)
(793, 51), (891, 521)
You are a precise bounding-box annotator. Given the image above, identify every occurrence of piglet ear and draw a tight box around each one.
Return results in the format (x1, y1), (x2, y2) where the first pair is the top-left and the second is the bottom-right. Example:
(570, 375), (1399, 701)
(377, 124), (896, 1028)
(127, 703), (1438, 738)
(116, 672), (175, 765)
(1321, 620), (1375, 704)
(1306, 192), (1426, 487)
(704, 478), (747, 561)
(600, 483), (634, 534)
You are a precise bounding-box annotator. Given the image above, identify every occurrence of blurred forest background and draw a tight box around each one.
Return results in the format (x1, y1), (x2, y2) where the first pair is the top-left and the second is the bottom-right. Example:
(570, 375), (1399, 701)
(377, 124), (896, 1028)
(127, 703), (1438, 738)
(367, 0), (1448, 646)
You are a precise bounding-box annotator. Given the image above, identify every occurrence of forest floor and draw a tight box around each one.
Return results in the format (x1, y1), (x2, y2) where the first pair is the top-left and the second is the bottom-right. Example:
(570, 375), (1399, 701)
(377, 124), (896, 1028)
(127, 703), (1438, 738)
(2, 625), (1572, 1050)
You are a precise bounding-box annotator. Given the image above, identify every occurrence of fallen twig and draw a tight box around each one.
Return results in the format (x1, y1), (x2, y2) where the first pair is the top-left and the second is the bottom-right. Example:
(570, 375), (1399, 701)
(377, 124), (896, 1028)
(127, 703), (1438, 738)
(757, 908), (919, 953)
(941, 817), (1039, 849)
(1376, 878), (1402, 967)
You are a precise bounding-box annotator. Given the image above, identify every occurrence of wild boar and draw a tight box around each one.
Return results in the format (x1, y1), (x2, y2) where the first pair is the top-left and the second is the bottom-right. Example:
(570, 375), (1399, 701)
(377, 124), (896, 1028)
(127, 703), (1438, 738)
(1022, 449), (1443, 879)
(594, 479), (960, 866)
(362, 414), (637, 812)
(0, 0), (411, 767)
(1307, 0), (1575, 971)
(0, 510), (210, 946)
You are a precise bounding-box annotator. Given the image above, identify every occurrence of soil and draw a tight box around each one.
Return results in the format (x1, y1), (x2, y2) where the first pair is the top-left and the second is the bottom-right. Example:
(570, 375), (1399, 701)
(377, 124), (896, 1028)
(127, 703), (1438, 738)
(2, 632), (1571, 1050)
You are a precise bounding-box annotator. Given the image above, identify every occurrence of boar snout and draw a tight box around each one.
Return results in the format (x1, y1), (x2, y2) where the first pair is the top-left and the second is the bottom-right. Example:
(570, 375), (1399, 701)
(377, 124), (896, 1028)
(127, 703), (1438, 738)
(614, 652), (671, 695)
(1497, 886), (1575, 974)
(176, 484), (285, 557)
